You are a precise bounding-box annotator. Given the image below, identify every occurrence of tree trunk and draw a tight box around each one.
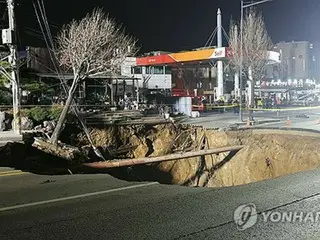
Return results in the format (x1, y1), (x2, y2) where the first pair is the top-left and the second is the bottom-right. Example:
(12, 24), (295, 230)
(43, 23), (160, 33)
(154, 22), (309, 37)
(50, 79), (78, 145)
(249, 79), (255, 121)
(248, 67), (254, 121)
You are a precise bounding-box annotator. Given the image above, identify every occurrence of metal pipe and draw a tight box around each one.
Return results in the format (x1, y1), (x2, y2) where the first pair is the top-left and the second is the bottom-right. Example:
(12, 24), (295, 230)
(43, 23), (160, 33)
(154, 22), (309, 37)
(82, 145), (244, 169)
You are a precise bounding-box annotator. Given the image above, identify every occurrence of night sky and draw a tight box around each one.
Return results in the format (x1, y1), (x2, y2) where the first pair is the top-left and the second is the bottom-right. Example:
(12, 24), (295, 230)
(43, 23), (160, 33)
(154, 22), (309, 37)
(1, 0), (320, 53)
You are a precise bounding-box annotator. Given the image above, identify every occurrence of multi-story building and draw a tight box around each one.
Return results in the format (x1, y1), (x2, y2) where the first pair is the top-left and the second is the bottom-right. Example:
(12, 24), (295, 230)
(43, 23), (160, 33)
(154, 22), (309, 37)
(260, 41), (320, 101)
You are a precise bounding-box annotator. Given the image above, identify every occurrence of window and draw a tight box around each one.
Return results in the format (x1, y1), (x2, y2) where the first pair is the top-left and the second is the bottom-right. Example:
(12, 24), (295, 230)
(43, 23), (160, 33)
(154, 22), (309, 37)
(153, 66), (164, 74)
(165, 66), (172, 74)
(132, 67), (142, 74)
(146, 66), (164, 74)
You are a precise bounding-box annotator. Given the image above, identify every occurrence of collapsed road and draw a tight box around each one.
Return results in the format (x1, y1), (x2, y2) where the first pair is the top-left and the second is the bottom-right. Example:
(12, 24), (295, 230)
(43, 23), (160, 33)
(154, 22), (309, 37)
(2, 118), (320, 239)
(2, 122), (320, 187)
(2, 166), (320, 239)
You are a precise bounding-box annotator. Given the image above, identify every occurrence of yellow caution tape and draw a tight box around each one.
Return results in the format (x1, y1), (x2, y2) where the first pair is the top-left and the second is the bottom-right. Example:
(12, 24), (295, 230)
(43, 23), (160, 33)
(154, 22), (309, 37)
(244, 105), (320, 112)
(203, 104), (238, 109)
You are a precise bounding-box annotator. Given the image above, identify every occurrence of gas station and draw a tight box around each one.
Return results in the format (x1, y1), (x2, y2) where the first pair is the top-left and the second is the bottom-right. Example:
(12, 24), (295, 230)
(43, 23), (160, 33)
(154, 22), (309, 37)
(118, 9), (281, 116)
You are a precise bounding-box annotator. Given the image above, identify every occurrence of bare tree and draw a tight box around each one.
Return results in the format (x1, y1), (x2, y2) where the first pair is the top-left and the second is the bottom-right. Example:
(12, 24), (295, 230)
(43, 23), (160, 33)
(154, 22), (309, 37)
(229, 8), (272, 119)
(50, 9), (137, 145)
(243, 9), (272, 84)
(228, 23), (242, 73)
(228, 23), (242, 98)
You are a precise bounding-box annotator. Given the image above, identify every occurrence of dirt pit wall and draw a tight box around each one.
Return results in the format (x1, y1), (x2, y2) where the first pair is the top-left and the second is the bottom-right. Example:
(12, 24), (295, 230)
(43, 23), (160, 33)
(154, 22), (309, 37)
(205, 129), (320, 187)
(1, 124), (319, 187)
(75, 125), (320, 188)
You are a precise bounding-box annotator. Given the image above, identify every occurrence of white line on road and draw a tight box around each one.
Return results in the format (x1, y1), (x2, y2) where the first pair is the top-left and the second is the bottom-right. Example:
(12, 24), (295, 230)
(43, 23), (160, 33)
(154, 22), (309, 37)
(0, 182), (158, 212)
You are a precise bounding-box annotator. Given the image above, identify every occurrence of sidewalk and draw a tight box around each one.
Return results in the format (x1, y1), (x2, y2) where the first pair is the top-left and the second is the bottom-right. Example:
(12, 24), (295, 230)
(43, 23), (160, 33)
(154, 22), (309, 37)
(0, 131), (23, 146)
(183, 112), (281, 129)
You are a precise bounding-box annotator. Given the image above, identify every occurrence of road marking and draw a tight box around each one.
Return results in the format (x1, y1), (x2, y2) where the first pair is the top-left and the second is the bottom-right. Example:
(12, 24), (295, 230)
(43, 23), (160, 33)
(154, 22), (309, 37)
(0, 170), (22, 174)
(0, 172), (27, 177)
(0, 170), (27, 177)
(0, 182), (158, 212)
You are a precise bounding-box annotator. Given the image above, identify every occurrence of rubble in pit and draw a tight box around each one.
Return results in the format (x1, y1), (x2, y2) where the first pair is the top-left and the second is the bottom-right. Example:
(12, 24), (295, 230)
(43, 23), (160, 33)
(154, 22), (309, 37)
(77, 126), (320, 188)
(1, 123), (320, 188)
(151, 129), (320, 188)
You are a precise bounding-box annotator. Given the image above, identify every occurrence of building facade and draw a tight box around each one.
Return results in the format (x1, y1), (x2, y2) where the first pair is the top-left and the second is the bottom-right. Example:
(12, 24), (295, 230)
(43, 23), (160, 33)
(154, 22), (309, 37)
(264, 41), (319, 89)
(259, 41), (320, 101)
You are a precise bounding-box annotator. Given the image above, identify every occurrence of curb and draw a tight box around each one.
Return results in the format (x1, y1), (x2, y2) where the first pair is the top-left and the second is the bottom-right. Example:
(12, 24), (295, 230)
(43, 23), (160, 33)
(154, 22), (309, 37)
(254, 127), (320, 134)
(235, 119), (281, 126)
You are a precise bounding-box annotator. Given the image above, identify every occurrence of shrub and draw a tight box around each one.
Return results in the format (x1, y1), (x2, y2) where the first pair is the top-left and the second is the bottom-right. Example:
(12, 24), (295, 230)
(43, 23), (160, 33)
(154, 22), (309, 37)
(49, 105), (77, 123)
(20, 108), (30, 117)
(28, 106), (50, 122)
(49, 105), (63, 121)
(0, 90), (12, 105)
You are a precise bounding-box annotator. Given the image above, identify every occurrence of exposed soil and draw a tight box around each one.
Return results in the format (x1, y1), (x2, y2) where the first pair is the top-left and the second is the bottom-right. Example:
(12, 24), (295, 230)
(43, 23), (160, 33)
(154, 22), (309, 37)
(1, 124), (320, 188)
(73, 125), (320, 187)
(204, 129), (320, 187)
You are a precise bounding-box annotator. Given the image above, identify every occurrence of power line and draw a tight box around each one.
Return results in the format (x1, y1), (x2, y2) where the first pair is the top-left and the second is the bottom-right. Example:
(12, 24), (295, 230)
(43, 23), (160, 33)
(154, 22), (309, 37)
(32, 1), (57, 69)
(23, 13), (59, 29)
(32, 0), (104, 158)
(23, 26), (47, 41)
(38, 0), (56, 51)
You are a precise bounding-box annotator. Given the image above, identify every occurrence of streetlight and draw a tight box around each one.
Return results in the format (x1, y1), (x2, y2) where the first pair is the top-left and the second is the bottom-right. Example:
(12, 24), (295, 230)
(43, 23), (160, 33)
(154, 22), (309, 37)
(239, 0), (273, 122)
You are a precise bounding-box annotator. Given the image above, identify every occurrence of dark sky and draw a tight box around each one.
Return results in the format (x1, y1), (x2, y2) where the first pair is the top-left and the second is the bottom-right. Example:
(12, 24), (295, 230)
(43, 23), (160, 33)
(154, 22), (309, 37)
(2, 0), (320, 52)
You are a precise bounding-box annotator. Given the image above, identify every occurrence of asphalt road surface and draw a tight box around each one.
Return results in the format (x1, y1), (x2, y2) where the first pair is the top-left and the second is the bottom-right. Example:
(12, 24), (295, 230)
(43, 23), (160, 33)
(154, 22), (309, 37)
(2, 167), (320, 239)
(184, 108), (320, 131)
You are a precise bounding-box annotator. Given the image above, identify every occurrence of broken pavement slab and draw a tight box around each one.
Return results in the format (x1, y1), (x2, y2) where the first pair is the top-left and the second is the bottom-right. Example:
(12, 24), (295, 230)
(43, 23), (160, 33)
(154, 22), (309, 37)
(0, 131), (23, 146)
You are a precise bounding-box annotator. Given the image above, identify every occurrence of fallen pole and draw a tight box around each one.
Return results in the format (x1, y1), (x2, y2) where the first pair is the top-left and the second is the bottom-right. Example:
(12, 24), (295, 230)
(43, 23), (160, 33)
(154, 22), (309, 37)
(82, 145), (244, 169)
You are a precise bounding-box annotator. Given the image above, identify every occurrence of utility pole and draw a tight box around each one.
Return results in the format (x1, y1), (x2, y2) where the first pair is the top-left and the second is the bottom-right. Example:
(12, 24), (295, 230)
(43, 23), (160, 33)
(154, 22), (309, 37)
(239, 1), (244, 122)
(234, 25), (240, 99)
(6, 0), (21, 134)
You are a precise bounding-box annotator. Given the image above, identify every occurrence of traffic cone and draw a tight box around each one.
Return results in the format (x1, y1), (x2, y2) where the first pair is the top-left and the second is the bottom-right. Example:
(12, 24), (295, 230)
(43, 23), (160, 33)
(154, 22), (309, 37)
(286, 116), (292, 126)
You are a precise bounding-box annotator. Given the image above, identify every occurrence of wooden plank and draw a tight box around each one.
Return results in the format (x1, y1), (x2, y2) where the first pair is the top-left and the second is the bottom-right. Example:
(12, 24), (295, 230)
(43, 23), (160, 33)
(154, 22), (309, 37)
(82, 145), (244, 169)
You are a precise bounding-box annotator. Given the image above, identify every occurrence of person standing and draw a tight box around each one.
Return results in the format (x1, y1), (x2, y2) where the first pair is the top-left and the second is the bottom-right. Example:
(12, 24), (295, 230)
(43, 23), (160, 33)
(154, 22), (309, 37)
(233, 98), (240, 115)
(276, 97), (281, 109)
(258, 98), (263, 109)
